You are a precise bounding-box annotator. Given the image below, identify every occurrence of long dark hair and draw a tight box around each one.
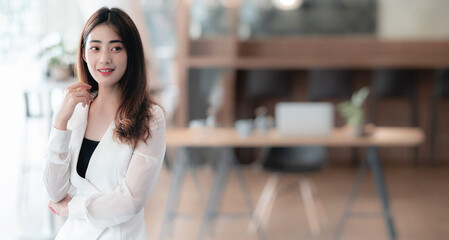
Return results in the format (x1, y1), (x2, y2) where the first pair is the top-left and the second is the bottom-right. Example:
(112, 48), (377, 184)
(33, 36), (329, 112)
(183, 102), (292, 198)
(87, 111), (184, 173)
(76, 7), (157, 149)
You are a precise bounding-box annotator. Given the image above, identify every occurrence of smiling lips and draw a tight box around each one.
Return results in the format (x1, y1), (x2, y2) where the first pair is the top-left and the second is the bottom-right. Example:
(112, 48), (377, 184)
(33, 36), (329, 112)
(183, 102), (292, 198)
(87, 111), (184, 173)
(97, 68), (114, 76)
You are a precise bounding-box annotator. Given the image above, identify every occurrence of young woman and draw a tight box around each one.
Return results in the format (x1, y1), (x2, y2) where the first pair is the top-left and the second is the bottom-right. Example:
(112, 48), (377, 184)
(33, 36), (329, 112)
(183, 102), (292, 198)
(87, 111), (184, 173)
(43, 7), (166, 239)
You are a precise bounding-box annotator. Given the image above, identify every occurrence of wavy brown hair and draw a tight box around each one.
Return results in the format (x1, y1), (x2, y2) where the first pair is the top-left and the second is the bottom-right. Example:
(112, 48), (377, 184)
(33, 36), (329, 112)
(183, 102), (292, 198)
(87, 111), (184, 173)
(76, 7), (158, 149)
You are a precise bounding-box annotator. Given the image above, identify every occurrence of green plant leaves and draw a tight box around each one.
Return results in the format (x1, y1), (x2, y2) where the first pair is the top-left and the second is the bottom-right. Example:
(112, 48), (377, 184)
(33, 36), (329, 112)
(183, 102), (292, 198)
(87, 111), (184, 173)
(337, 87), (370, 126)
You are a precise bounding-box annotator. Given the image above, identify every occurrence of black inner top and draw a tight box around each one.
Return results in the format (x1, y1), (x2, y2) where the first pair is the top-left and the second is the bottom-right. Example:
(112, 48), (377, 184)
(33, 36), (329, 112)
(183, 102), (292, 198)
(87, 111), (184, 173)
(77, 137), (99, 178)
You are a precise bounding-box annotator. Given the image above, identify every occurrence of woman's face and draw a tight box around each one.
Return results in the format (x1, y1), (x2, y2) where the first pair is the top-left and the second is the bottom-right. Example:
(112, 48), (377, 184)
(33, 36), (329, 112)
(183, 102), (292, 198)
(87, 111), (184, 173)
(83, 24), (127, 89)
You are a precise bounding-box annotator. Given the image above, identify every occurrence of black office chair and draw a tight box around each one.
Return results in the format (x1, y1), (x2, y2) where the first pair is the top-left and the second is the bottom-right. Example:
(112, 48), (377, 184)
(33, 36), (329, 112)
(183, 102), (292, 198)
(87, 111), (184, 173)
(370, 69), (419, 163)
(429, 69), (449, 164)
(249, 146), (328, 236)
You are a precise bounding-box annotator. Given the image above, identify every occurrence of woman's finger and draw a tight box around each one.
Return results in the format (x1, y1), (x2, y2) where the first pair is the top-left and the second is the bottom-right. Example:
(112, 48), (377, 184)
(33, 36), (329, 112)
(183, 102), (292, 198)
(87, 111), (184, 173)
(65, 82), (92, 92)
(68, 88), (94, 101)
(60, 89), (92, 109)
(66, 89), (94, 106)
(64, 86), (91, 96)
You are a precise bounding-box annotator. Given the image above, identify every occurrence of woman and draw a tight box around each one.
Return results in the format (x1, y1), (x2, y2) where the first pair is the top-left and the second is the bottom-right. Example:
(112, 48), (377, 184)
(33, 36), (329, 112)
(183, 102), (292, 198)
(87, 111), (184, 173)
(43, 7), (166, 239)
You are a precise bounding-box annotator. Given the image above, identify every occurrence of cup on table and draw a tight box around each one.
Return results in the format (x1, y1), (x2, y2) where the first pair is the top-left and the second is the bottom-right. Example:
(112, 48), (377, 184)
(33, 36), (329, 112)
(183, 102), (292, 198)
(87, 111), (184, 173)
(235, 119), (253, 138)
(189, 119), (206, 128)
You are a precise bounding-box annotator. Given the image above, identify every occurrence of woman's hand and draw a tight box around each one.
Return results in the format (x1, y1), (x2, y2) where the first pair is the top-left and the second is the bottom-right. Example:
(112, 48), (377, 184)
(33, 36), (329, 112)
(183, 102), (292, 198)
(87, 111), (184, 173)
(54, 82), (93, 130)
(48, 194), (72, 217)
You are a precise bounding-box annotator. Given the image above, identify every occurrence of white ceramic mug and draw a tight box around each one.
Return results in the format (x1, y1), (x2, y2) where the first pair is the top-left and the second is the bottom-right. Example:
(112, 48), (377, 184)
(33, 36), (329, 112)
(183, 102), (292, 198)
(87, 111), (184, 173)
(189, 119), (206, 128)
(235, 119), (253, 138)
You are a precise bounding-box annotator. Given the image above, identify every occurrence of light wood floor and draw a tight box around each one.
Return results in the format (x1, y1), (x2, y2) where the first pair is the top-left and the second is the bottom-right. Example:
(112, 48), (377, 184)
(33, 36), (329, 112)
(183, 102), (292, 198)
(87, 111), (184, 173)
(144, 164), (449, 240)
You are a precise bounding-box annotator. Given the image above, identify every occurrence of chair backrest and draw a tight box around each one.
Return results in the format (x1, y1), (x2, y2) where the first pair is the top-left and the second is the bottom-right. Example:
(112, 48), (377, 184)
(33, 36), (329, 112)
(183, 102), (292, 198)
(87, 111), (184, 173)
(307, 69), (353, 101)
(370, 69), (418, 126)
(372, 69), (415, 98)
(435, 69), (449, 97)
(246, 70), (293, 99)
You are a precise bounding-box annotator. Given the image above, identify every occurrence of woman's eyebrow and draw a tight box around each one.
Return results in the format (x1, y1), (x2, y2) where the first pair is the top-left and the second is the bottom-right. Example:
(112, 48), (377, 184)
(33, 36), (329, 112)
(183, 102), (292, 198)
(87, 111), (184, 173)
(89, 40), (123, 43)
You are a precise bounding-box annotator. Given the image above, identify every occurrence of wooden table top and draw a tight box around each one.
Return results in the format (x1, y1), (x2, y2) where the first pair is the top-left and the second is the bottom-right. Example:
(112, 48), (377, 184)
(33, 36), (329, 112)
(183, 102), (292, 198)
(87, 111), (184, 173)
(165, 127), (425, 148)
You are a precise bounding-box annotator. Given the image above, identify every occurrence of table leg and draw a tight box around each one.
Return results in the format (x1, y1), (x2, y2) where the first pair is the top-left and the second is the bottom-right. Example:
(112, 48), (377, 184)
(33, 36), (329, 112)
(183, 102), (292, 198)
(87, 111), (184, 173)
(233, 152), (254, 216)
(333, 155), (369, 240)
(159, 148), (189, 240)
(333, 147), (396, 240)
(367, 147), (396, 240)
(197, 148), (233, 240)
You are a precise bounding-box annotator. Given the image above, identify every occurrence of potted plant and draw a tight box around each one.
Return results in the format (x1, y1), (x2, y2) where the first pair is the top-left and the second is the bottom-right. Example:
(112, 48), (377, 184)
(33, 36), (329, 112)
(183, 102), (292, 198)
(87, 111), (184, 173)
(37, 34), (76, 80)
(337, 87), (370, 137)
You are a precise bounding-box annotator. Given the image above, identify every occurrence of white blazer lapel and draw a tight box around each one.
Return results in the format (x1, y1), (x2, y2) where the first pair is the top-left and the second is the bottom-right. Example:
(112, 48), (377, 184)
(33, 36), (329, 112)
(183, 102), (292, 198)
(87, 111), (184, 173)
(68, 105), (100, 193)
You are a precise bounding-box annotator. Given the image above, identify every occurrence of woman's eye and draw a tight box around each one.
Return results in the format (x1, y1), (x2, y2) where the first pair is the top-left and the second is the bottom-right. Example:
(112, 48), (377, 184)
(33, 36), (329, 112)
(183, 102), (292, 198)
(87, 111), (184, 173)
(111, 47), (122, 51)
(90, 47), (99, 51)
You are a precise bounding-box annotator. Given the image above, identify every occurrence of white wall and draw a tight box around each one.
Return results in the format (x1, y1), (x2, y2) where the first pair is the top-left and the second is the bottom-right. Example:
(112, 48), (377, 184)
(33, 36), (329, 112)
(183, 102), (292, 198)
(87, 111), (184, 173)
(378, 0), (449, 39)
(41, 0), (83, 50)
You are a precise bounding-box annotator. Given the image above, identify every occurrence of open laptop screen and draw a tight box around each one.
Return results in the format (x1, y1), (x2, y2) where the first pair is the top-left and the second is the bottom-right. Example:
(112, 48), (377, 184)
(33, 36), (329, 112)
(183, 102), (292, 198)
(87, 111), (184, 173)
(275, 102), (334, 137)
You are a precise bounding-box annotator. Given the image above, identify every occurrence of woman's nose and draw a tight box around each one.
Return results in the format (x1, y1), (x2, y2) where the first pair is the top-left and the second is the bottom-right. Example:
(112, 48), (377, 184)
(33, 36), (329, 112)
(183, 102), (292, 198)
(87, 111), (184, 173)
(100, 50), (112, 64)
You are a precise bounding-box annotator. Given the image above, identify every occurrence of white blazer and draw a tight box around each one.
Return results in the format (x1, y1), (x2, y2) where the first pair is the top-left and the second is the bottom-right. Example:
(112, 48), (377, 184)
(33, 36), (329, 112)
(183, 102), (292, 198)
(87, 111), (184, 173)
(43, 103), (166, 240)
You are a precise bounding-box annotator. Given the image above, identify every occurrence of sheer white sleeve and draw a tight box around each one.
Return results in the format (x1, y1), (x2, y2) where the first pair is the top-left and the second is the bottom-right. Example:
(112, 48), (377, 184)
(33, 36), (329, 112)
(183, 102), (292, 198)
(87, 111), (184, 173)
(43, 127), (73, 202)
(68, 106), (166, 229)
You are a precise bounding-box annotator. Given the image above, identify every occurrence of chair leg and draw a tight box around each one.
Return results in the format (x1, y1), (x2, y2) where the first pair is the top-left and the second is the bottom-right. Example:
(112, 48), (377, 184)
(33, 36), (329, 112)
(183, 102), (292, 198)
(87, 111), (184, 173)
(248, 174), (280, 234)
(299, 175), (321, 236)
(260, 184), (278, 230)
(309, 178), (330, 227)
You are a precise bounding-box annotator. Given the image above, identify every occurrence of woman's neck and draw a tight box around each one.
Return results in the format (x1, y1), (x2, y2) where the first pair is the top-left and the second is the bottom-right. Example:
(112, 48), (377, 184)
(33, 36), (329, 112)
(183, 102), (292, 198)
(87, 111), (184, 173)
(92, 85), (121, 117)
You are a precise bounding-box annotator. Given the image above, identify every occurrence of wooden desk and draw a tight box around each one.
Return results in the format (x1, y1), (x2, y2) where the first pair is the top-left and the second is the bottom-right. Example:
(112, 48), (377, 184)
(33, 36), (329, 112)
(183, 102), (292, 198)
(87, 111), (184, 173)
(166, 127), (424, 147)
(162, 127), (424, 240)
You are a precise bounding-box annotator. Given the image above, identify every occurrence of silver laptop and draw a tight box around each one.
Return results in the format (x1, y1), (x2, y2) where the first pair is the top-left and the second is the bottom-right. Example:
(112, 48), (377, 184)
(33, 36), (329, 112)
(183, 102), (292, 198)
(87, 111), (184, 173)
(275, 102), (334, 137)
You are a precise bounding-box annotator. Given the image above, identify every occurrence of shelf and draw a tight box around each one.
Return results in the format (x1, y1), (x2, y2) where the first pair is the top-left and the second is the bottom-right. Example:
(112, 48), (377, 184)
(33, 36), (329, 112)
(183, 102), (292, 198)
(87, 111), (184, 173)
(188, 37), (449, 69)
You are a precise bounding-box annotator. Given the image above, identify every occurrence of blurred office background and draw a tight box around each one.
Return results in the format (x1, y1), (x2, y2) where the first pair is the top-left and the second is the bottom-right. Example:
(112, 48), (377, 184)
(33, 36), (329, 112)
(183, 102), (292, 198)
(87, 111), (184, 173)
(1, 0), (449, 239)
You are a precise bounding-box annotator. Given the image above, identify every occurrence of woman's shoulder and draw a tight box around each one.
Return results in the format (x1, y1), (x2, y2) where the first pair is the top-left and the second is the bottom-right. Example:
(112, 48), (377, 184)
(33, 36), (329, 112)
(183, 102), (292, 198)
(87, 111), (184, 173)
(149, 104), (166, 129)
(150, 104), (165, 119)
